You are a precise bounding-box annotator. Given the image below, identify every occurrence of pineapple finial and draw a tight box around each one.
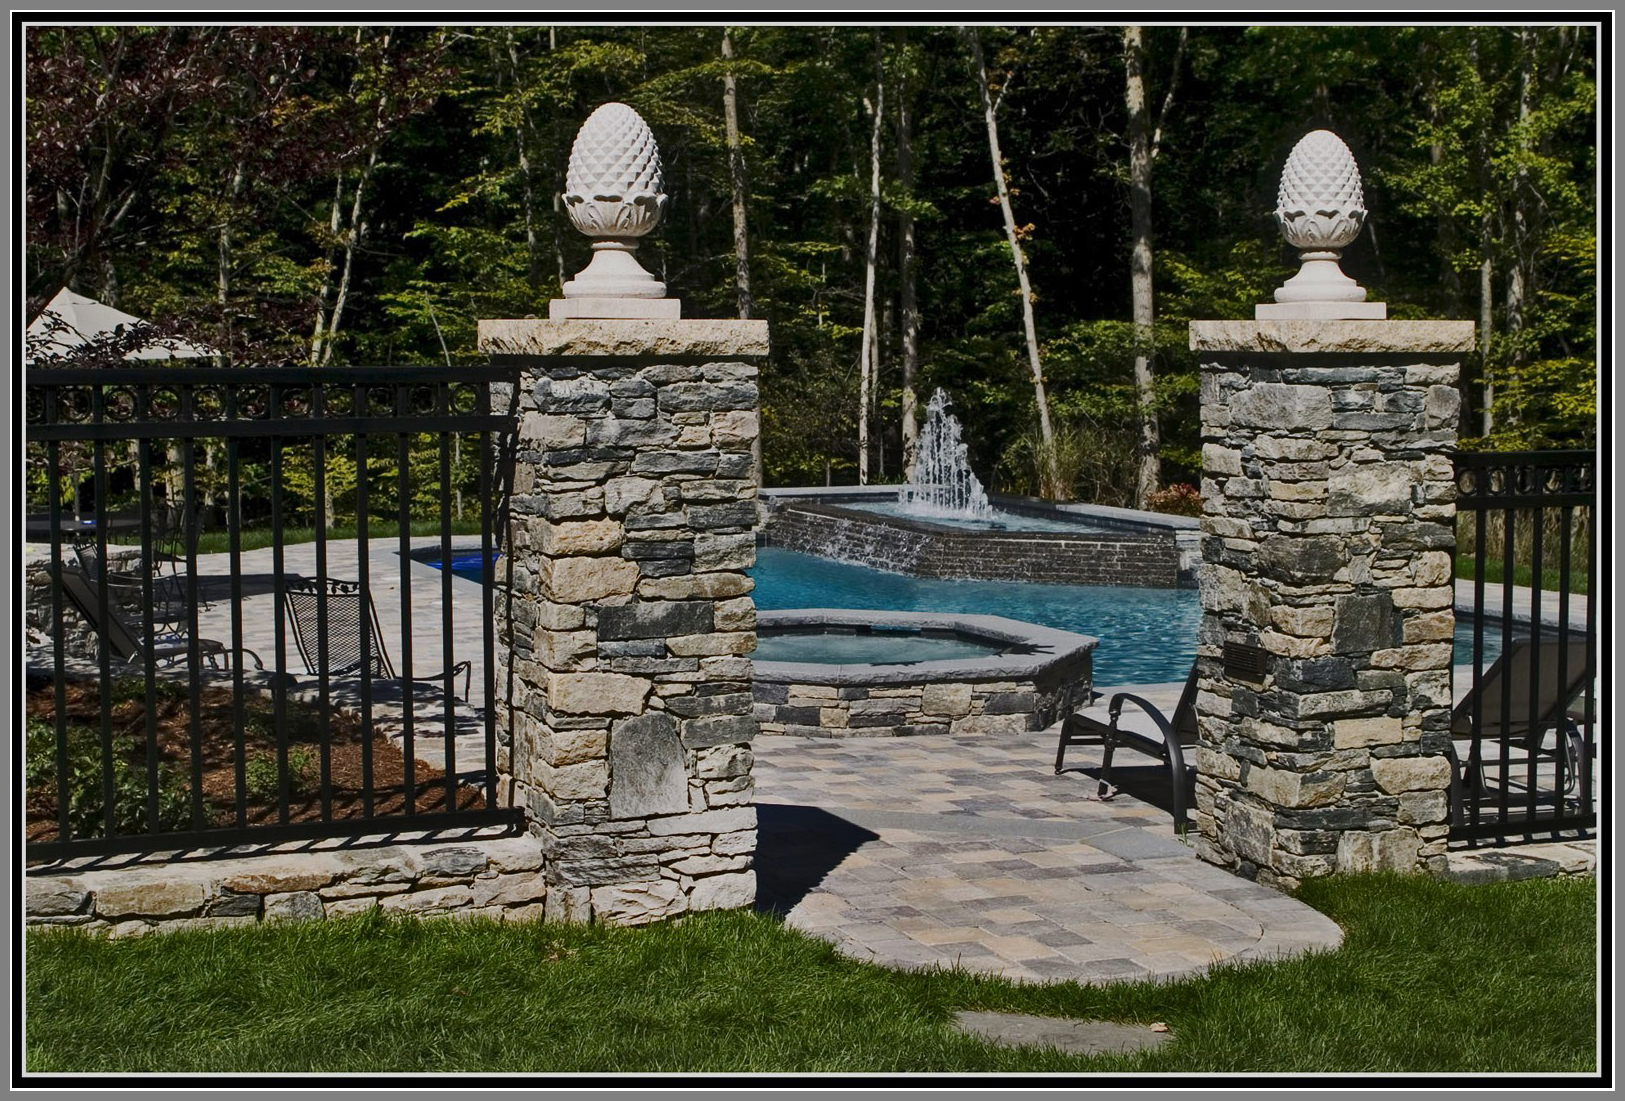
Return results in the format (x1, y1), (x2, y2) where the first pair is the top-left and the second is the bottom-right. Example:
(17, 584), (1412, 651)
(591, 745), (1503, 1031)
(550, 102), (681, 319)
(1256, 129), (1386, 320)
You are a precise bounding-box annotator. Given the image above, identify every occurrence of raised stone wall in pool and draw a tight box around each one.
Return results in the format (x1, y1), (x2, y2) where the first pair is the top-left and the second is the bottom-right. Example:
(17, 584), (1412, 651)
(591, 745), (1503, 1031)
(753, 610), (1096, 738)
(760, 490), (1193, 588)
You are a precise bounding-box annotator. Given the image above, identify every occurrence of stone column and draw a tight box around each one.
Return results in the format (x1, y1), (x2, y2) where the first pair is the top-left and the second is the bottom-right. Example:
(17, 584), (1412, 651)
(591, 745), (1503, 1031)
(479, 317), (769, 925)
(1191, 319), (1474, 888)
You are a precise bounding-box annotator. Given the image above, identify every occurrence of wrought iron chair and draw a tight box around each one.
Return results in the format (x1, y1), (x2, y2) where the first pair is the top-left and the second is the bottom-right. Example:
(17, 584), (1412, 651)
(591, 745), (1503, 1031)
(279, 576), (471, 701)
(1055, 663), (1199, 831)
(50, 563), (262, 671)
(1449, 638), (1593, 820)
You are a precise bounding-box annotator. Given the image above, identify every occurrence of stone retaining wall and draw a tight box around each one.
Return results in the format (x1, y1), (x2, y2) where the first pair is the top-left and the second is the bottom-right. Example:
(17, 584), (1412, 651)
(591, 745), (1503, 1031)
(764, 504), (1180, 587)
(25, 836), (545, 937)
(754, 676), (1090, 738)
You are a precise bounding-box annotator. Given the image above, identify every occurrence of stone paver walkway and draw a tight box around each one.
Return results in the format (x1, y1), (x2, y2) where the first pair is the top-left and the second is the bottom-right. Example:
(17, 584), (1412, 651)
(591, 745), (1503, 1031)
(751, 705), (1344, 985)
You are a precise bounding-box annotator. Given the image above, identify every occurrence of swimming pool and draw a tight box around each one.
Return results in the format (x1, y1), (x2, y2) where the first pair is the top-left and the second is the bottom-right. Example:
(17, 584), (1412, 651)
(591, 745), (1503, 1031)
(418, 545), (1502, 685)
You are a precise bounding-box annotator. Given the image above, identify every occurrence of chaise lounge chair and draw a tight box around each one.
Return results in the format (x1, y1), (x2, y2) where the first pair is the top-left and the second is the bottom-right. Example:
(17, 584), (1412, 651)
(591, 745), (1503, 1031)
(50, 563), (262, 671)
(1449, 637), (1593, 821)
(279, 576), (471, 701)
(1055, 663), (1199, 831)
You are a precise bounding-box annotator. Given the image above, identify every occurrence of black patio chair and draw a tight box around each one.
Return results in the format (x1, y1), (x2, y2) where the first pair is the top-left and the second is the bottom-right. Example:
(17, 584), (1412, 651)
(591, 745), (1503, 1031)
(50, 563), (262, 671)
(1449, 637), (1593, 820)
(1055, 662), (1200, 831)
(279, 576), (471, 701)
(72, 537), (189, 632)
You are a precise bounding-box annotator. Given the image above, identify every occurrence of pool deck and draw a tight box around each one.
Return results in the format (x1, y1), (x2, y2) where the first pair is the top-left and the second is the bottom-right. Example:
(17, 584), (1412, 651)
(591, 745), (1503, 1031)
(753, 690), (1344, 984)
(27, 539), (1594, 983)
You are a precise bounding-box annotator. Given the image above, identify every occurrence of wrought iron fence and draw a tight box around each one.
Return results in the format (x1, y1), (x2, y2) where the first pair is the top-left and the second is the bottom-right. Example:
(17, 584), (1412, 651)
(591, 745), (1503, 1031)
(1450, 449), (1597, 843)
(24, 365), (524, 857)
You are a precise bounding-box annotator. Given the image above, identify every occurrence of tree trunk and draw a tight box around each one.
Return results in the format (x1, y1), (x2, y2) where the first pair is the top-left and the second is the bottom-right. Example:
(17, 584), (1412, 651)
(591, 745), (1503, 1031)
(895, 27), (920, 482)
(506, 30), (542, 293)
(968, 29), (1056, 495)
(857, 41), (885, 486)
(722, 29), (754, 320)
(1503, 28), (1535, 432)
(1124, 26), (1160, 509)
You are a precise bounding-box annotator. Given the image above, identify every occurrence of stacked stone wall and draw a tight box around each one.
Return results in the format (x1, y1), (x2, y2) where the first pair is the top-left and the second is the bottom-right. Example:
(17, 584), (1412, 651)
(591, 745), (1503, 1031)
(26, 838), (545, 936)
(764, 506), (1179, 587)
(1191, 320), (1473, 888)
(481, 319), (768, 925)
(754, 672), (1092, 739)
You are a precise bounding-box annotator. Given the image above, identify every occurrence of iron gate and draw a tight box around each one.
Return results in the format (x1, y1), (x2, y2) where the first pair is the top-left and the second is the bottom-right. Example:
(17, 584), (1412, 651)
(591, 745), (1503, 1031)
(1451, 449), (1597, 843)
(24, 365), (524, 857)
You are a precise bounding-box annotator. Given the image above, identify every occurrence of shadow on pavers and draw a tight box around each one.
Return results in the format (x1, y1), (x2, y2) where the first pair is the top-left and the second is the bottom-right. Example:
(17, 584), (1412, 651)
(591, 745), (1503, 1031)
(754, 802), (881, 917)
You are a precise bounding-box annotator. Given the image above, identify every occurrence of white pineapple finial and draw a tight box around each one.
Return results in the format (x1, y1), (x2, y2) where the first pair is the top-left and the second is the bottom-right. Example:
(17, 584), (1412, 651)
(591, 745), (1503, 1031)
(549, 102), (681, 320)
(1256, 129), (1387, 320)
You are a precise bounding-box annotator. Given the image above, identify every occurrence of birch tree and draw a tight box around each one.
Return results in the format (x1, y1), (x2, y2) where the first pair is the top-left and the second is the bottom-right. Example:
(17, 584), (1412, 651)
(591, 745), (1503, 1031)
(857, 36), (885, 486)
(1123, 25), (1184, 508)
(967, 28), (1057, 497)
(895, 27), (921, 480)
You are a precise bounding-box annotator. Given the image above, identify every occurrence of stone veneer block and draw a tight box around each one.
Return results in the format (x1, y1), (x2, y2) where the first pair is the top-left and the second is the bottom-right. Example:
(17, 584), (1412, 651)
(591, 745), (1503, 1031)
(1191, 319), (1473, 890)
(481, 317), (769, 926)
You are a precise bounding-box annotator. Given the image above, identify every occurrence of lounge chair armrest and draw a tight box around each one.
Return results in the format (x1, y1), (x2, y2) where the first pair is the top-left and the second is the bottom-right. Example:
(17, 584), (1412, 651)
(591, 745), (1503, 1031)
(1107, 692), (1176, 740)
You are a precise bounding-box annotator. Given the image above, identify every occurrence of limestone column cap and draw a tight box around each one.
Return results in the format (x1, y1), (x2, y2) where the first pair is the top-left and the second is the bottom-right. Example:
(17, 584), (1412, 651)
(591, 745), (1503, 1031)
(479, 317), (770, 359)
(1190, 319), (1476, 355)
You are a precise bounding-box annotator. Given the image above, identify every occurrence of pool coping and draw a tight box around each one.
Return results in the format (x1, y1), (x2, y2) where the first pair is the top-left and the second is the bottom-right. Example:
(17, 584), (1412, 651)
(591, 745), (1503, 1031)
(753, 608), (1098, 687)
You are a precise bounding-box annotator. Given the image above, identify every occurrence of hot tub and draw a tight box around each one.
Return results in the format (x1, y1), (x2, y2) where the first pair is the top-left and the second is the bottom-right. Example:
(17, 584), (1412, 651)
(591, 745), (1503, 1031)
(752, 609), (1097, 739)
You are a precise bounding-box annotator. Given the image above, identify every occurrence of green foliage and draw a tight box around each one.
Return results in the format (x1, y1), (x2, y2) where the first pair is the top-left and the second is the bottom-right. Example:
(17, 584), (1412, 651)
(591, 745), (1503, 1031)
(243, 747), (316, 804)
(24, 720), (191, 839)
(26, 25), (1596, 501)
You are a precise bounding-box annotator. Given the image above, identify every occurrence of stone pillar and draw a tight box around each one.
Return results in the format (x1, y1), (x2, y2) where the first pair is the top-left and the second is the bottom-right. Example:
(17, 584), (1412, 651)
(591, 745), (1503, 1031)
(1190, 319), (1474, 888)
(479, 318), (769, 925)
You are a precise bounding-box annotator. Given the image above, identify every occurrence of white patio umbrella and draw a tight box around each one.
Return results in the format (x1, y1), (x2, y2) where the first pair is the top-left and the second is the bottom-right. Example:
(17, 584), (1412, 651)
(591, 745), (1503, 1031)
(25, 287), (216, 364)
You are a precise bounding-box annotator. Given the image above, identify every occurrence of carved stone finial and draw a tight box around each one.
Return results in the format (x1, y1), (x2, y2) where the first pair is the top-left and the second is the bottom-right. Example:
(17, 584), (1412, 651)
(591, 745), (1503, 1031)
(1257, 129), (1386, 320)
(551, 102), (680, 319)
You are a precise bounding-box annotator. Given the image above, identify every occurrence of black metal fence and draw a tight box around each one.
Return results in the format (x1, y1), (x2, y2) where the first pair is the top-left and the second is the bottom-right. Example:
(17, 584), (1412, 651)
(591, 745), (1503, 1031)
(1451, 449), (1598, 843)
(24, 366), (524, 858)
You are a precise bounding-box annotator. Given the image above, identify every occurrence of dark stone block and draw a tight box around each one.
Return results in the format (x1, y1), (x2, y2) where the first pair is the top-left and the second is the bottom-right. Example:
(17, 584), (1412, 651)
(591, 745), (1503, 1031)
(597, 639), (666, 658)
(752, 683), (788, 704)
(689, 501), (758, 530)
(666, 691), (754, 718)
(837, 686), (870, 701)
(682, 714), (758, 747)
(638, 559), (692, 578)
(611, 398), (656, 419)
(1333, 592), (1397, 654)
(849, 711), (905, 728)
(717, 454), (753, 478)
(597, 600), (713, 641)
(658, 381), (758, 412)
(1275, 657), (1357, 693)
(1257, 534), (1348, 583)
(609, 712), (687, 819)
(606, 657), (698, 675)
(632, 450), (720, 476)
(770, 706), (822, 726)
(621, 537), (694, 558)
(983, 691), (1036, 715)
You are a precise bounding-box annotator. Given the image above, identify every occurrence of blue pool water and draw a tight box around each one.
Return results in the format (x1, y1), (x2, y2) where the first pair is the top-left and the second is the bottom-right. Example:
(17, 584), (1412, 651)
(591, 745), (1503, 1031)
(422, 545), (1501, 685)
(754, 629), (1003, 666)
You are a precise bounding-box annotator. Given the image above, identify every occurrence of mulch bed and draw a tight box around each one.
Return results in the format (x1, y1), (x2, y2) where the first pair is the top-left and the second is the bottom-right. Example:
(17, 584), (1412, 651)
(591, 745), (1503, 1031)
(25, 675), (488, 845)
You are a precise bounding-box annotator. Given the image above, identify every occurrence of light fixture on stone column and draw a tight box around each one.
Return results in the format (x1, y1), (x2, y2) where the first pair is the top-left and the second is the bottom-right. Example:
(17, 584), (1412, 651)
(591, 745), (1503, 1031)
(549, 102), (681, 320)
(1257, 129), (1386, 320)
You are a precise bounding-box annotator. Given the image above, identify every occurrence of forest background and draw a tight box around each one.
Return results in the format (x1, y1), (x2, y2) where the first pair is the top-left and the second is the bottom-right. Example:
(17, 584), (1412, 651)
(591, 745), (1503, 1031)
(24, 23), (1599, 512)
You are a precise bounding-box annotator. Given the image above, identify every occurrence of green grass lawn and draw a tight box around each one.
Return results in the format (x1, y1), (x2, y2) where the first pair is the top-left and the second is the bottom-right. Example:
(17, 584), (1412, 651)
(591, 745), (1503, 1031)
(24, 872), (1596, 1074)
